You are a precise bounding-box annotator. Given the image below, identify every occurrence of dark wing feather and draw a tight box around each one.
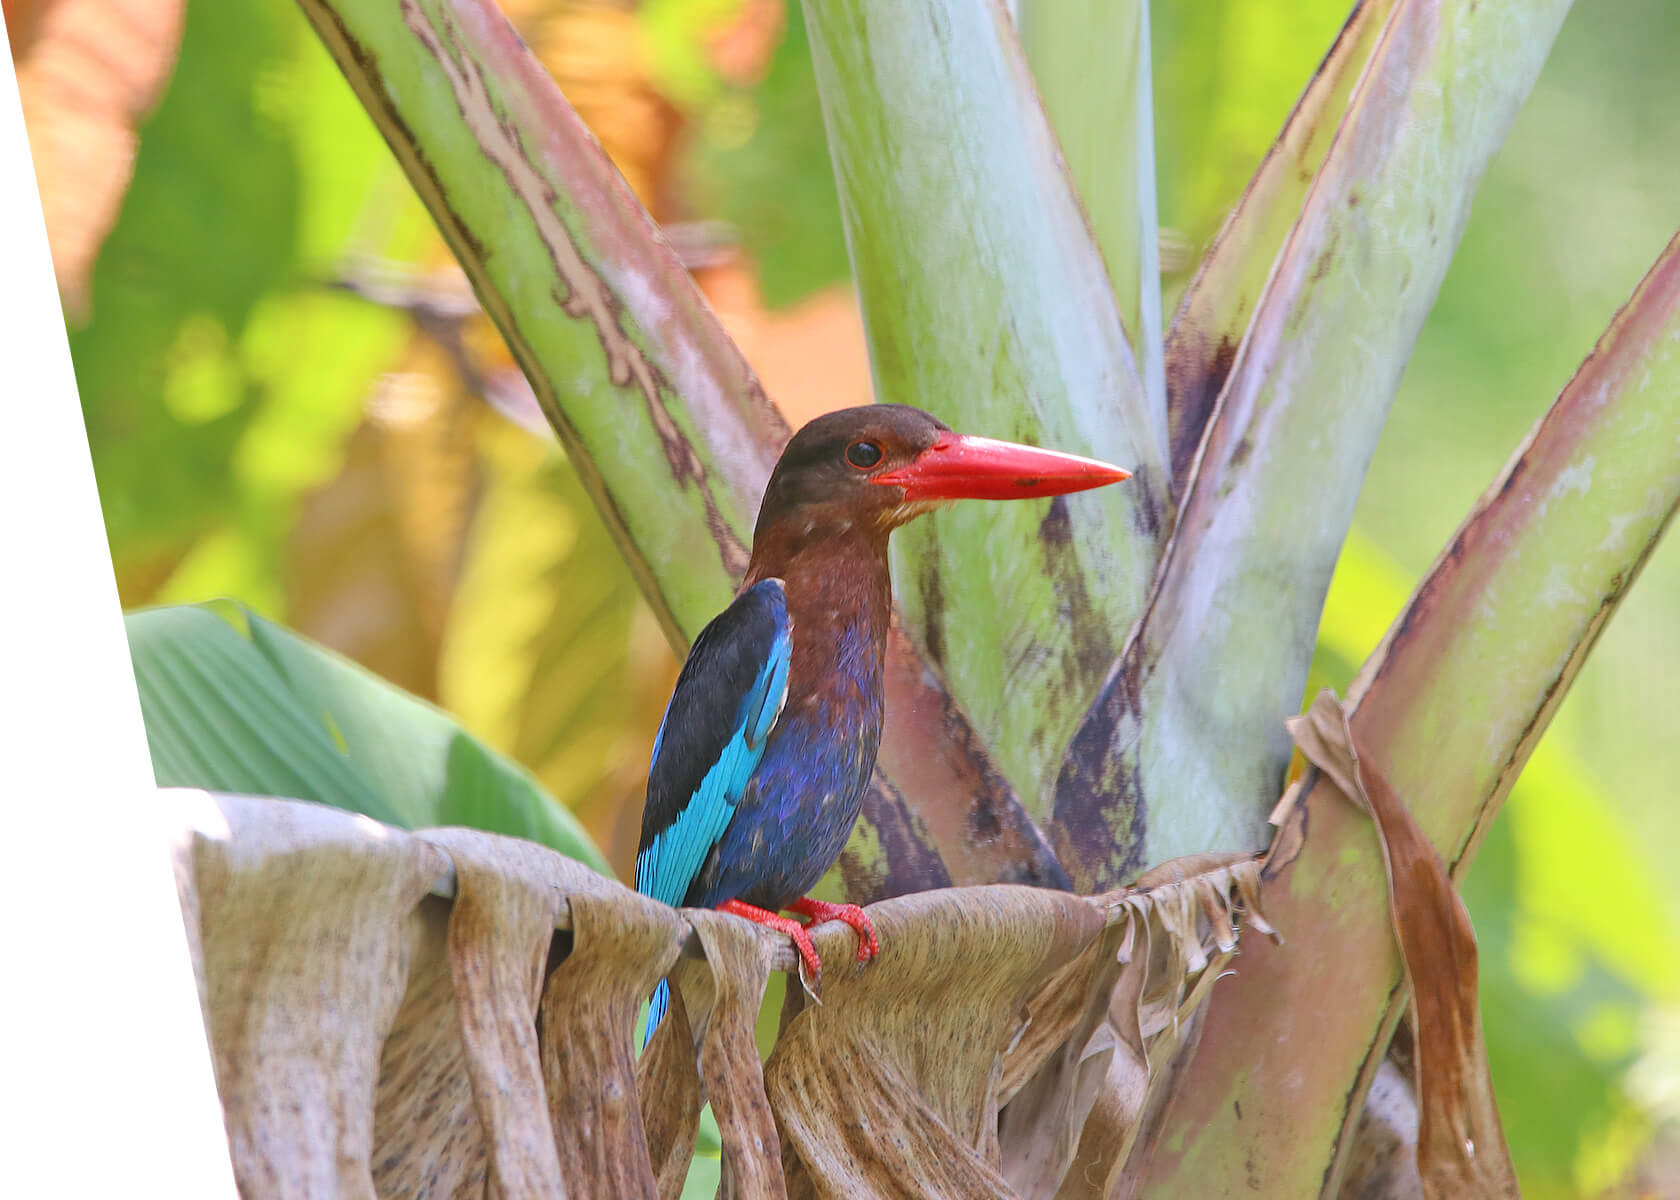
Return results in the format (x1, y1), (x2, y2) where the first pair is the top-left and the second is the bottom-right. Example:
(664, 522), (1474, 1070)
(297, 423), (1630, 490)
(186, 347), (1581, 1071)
(634, 578), (792, 909)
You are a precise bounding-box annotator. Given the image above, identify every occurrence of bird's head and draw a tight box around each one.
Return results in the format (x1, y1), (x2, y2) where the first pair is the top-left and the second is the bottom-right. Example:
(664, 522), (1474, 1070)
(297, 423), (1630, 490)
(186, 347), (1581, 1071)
(753, 404), (1130, 544)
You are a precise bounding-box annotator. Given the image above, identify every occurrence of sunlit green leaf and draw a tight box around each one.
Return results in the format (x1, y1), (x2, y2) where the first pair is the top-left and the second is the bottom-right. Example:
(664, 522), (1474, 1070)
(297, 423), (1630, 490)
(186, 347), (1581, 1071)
(127, 602), (610, 873)
(1465, 814), (1646, 1199)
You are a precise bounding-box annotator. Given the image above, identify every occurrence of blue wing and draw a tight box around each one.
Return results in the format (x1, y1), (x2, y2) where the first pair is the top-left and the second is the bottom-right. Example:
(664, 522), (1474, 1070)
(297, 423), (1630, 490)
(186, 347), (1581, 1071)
(637, 579), (790, 1044)
(635, 578), (792, 909)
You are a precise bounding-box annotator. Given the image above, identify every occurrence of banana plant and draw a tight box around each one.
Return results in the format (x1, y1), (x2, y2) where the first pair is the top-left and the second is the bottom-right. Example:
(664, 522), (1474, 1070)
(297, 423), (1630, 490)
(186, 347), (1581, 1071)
(255, 0), (1675, 1193)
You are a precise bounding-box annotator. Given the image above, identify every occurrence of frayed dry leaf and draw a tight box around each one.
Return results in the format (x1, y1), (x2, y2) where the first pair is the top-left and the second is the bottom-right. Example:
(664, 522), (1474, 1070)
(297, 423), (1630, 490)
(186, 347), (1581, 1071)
(994, 853), (1272, 1200)
(1289, 691), (1517, 1199)
(173, 791), (691, 1198)
(638, 911), (787, 1200)
(1051, 978), (1151, 1200)
(14, 0), (186, 316)
(766, 886), (1107, 1199)
(1282, 691), (1364, 815)
(638, 979), (704, 1199)
(370, 895), (486, 1197)
(997, 920), (1130, 1199)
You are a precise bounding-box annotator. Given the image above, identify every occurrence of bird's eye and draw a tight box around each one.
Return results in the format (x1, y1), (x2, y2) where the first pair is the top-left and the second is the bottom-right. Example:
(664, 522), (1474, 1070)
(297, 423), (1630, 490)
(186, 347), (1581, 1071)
(846, 441), (883, 469)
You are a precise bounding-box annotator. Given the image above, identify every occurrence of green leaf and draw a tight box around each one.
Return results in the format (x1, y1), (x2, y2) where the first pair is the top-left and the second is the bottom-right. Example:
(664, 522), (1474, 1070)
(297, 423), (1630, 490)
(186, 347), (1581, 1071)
(72, 0), (296, 565)
(1052, 0), (1575, 888)
(1017, 0), (1166, 420)
(801, 0), (1168, 817)
(680, 1152), (722, 1199)
(1466, 812), (1645, 1200)
(127, 602), (610, 874)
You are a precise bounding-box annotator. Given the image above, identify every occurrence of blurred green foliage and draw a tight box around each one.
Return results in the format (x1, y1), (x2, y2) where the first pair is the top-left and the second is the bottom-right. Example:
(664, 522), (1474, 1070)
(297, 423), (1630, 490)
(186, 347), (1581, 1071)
(682, 2), (851, 307)
(60, 0), (1677, 1192)
(73, 0), (429, 611)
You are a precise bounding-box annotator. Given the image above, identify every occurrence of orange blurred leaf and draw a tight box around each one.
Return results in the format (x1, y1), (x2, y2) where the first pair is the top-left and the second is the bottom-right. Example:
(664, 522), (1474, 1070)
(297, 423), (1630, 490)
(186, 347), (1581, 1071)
(15, 0), (186, 315)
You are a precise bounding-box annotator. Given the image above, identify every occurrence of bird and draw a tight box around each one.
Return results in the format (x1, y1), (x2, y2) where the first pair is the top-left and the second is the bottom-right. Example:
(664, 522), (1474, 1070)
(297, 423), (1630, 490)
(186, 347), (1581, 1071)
(635, 403), (1129, 1039)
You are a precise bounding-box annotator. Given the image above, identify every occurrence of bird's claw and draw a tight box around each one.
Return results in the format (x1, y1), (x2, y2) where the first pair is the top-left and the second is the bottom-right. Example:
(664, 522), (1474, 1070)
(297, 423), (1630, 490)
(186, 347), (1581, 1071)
(719, 898), (825, 998)
(788, 897), (880, 965)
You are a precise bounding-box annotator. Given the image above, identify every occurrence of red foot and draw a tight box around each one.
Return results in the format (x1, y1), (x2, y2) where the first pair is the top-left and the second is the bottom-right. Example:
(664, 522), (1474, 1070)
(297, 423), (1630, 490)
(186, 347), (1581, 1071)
(720, 899), (823, 990)
(788, 897), (880, 964)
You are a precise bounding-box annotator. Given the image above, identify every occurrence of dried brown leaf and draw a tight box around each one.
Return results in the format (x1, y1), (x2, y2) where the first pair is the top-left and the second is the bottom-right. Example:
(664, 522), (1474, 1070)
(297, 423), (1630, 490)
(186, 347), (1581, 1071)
(1006, 854), (1272, 1200)
(1107, 998), (1217, 1200)
(537, 869), (689, 1198)
(997, 922), (1130, 1199)
(421, 829), (570, 1197)
(766, 887), (1106, 1199)
(172, 793), (1273, 1199)
(370, 895), (486, 1197)
(637, 912), (788, 1200)
(175, 793), (450, 1198)
(1290, 691), (1517, 1199)
(1053, 1014), (1149, 1200)
(637, 980), (703, 1200)
(681, 911), (786, 1200)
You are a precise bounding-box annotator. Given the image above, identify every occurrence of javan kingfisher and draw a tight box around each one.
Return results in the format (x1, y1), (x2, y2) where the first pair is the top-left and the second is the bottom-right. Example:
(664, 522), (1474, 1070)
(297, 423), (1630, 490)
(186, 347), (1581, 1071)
(636, 404), (1129, 1037)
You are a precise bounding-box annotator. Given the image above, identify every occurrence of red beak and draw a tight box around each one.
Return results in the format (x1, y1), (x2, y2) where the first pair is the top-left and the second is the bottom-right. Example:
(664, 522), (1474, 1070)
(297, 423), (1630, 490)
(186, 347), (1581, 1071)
(870, 432), (1130, 502)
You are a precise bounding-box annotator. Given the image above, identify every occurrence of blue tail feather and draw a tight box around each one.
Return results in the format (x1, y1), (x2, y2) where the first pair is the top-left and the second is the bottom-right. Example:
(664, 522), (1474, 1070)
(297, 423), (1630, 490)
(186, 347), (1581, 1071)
(643, 977), (671, 1048)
